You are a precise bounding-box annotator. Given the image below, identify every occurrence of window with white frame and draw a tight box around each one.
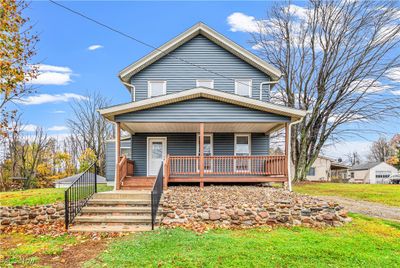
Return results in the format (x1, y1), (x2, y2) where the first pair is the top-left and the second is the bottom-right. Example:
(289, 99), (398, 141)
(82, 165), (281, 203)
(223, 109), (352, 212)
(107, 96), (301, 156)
(120, 147), (131, 158)
(148, 81), (166, 97)
(375, 171), (391, 179)
(235, 79), (252, 97)
(196, 79), (214, 89)
(196, 134), (213, 171)
(235, 134), (251, 172)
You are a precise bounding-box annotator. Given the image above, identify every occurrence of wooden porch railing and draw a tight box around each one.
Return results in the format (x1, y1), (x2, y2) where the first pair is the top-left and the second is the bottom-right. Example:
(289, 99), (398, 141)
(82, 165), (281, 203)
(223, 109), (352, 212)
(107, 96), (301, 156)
(116, 155), (134, 190)
(167, 155), (287, 177)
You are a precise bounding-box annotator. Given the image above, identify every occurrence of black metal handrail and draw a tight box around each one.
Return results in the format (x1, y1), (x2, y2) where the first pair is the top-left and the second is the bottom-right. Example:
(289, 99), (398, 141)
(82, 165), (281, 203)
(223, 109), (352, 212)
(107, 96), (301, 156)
(151, 161), (163, 230)
(64, 162), (97, 229)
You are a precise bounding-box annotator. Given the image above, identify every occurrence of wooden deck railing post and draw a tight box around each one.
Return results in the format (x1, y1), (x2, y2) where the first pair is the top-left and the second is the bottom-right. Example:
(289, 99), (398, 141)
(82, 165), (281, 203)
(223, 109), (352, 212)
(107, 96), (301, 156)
(164, 154), (170, 189)
(199, 123), (204, 188)
(284, 123), (289, 187)
(115, 122), (121, 190)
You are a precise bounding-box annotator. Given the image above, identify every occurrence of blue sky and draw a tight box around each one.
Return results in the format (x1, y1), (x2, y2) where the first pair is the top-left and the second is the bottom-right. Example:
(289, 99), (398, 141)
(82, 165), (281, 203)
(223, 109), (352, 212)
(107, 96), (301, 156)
(17, 1), (399, 159)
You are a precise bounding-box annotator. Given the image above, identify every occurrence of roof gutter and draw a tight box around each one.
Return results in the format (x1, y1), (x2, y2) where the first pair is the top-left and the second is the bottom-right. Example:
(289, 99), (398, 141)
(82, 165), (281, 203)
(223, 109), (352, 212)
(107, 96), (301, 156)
(121, 82), (136, 102)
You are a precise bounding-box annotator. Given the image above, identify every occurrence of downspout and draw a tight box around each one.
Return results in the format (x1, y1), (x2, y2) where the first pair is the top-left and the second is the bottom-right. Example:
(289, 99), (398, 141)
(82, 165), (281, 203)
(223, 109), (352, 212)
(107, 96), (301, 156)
(122, 82), (136, 102)
(259, 81), (279, 101)
(287, 111), (311, 191)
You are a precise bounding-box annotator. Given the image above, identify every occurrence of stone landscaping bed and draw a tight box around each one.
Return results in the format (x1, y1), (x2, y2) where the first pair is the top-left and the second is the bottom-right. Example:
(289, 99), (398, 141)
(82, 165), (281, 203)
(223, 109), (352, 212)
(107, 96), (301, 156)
(161, 186), (351, 228)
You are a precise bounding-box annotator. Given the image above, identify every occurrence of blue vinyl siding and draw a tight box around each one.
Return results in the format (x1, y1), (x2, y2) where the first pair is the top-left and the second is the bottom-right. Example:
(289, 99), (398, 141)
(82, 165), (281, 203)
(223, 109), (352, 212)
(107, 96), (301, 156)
(130, 132), (269, 177)
(131, 35), (271, 102)
(116, 98), (290, 123)
(105, 140), (131, 182)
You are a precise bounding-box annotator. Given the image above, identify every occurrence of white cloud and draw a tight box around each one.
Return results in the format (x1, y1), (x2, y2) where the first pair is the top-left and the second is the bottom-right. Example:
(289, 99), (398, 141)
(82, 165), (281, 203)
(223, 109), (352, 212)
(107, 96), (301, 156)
(350, 79), (391, 94)
(88, 45), (103, 51)
(227, 12), (260, 33)
(391, 90), (400, 95)
(15, 93), (88, 105)
(52, 110), (66, 114)
(385, 67), (400, 83)
(22, 124), (37, 132)
(322, 140), (372, 160)
(28, 64), (73, 86)
(48, 126), (68, 131)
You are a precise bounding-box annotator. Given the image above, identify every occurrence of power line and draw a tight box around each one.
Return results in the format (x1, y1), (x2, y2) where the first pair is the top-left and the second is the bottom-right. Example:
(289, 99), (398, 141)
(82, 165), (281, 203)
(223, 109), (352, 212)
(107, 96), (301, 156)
(49, 0), (258, 88)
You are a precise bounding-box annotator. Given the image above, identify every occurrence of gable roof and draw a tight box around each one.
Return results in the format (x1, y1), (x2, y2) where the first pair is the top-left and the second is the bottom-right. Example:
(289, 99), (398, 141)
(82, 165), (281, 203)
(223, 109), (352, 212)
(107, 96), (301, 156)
(350, 162), (381, 171)
(119, 22), (282, 86)
(98, 87), (307, 121)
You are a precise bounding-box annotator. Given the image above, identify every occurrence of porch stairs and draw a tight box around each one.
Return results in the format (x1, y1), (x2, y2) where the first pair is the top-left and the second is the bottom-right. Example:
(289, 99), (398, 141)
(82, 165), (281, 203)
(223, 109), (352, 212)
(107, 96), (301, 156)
(68, 190), (160, 233)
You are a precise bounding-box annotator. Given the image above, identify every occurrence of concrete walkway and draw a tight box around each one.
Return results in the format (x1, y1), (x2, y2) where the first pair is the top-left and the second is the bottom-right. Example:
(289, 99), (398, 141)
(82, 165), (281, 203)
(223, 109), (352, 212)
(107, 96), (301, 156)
(318, 196), (400, 222)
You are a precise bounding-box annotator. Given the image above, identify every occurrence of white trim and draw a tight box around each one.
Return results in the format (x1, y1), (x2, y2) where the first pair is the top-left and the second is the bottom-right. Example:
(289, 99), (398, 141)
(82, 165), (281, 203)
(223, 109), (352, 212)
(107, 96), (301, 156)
(98, 87), (308, 121)
(146, 137), (167, 176)
(119, 22), (281, 89)
(235, 79), (252, 97)
(196, 133), (214, 156)
(147, 81), (167, 98)
(196, 79), (214, 89)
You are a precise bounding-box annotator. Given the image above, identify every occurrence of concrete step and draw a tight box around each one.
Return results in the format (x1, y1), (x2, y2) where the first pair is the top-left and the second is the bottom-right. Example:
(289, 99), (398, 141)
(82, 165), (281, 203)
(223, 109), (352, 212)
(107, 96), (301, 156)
(75, 215), (153, 224)
(87, 199), (151, 206)
(92, 191), (151, 200)
(81, 206), (152, 215)
(68, 224), (155, 233)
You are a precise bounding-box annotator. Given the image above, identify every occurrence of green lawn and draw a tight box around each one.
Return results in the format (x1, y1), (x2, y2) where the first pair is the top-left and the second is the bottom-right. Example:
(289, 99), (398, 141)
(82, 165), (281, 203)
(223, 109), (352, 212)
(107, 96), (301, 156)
(86, 214), (400, 268)
(0, 232), (78, 266)
(0, 185), (113, 206)
(294, 183), (400, 207)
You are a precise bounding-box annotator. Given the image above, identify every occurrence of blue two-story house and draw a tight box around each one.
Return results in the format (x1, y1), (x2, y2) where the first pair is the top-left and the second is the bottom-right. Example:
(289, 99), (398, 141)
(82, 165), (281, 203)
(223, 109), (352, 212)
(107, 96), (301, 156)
(99, 22), (306, 191)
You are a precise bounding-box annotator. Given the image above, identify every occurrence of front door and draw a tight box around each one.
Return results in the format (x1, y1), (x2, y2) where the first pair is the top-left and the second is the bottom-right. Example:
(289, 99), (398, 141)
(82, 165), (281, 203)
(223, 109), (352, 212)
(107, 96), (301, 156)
(147, 137), (167, 176)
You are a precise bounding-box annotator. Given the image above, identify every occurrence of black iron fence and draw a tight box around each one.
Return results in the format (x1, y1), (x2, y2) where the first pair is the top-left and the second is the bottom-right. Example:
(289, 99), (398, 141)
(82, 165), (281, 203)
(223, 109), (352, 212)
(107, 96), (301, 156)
(65, 162), (97, 229)
(151, 161), (163, 230)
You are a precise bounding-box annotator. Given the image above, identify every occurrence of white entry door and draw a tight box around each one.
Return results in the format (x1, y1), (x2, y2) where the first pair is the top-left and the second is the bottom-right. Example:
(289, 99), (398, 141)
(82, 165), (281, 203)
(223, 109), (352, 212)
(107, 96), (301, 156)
(147, 137), (167, 176)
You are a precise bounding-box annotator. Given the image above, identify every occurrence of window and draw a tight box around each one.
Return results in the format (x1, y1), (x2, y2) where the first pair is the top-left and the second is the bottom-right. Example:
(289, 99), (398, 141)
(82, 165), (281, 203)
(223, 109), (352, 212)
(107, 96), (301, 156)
(120, 147), (131, 157)
(235, 79), (252, 97)
(196, 134), (213, 156)
(350, 172), (354, 179)
(148, 81), (166, 97)
(196, 134), (213, 171)
(196, 80), (214, 89)
(375, 171), (391, 179)
(307, 167), (316, 176)
(235, 134), (251, 172)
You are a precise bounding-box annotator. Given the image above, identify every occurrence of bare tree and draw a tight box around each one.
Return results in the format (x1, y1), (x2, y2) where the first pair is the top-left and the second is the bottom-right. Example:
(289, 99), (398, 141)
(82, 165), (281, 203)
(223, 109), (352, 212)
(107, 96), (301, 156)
(67, 92), (113, 175)
(346, 151), (361, 166)
(368, 136), (392, 162)
(251, 0), (400, 181)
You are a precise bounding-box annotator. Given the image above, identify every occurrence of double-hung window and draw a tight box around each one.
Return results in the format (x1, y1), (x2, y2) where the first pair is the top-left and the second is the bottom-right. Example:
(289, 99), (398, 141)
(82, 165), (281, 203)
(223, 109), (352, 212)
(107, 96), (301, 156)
(235, 79), (252, 97)
(234, 134), (251, 172)
(148, 81), (166, 98)
(196, 79), (214, 89)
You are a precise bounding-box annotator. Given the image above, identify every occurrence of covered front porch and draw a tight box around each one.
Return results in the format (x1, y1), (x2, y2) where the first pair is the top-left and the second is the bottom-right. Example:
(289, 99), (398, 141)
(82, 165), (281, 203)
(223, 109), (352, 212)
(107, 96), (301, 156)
(114, 121), (290, 189)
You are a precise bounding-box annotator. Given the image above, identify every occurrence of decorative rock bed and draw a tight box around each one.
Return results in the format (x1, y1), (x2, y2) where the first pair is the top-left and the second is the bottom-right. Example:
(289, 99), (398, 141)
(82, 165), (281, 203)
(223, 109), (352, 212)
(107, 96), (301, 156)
(0, 203), (64, 226)
(161, 186), (351, 228)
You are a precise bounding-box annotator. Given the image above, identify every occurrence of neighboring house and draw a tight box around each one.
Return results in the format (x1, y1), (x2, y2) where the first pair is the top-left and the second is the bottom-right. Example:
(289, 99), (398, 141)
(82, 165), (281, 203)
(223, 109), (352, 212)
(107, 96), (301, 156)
(349, 162), (398, 184)
(99, 22), (307, 191)
(306, 156), (349, 182)
(54, 173), (107, 188)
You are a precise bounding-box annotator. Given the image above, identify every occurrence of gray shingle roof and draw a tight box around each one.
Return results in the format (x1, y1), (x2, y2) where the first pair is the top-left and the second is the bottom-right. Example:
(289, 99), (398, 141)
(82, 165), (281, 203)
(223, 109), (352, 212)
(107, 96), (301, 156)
(54, 173), (107, 184)
(350, 162), (380, 171)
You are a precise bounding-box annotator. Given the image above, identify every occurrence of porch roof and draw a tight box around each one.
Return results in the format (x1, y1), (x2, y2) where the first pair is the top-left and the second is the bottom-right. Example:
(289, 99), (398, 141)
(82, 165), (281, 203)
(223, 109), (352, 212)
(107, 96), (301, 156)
(99, 87), (308, 122)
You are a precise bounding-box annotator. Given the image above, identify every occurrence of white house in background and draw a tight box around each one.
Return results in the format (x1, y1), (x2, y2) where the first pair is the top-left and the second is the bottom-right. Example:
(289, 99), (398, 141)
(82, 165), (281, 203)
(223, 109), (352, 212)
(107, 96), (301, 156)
(349, 162), (399, 184)
(306, 156), (349, 182)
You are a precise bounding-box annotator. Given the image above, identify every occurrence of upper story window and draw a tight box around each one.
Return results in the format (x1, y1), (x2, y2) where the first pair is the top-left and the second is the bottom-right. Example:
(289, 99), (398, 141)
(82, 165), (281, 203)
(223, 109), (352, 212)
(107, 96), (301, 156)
(148, 81), (166, 98)
(196, 79), (214, 89)
(235, 79), (252, 97)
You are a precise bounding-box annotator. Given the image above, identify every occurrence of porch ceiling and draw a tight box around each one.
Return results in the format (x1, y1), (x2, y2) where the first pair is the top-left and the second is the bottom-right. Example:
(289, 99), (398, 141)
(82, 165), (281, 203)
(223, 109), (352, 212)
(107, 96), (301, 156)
(120, 122), (284, 134)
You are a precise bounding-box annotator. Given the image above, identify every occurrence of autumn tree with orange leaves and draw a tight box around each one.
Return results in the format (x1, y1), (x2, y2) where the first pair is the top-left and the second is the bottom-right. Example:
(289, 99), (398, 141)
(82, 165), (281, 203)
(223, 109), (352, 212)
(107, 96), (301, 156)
(0, 0), (38, 137)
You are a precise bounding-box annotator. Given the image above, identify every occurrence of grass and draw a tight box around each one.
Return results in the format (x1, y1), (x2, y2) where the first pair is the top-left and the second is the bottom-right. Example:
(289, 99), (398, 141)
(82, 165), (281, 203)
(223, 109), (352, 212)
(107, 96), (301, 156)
(86, 214), (400, 268)
(294, 183), (400, 207)
(0, 185), (113, 206)
(0, 233), (78, 266)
